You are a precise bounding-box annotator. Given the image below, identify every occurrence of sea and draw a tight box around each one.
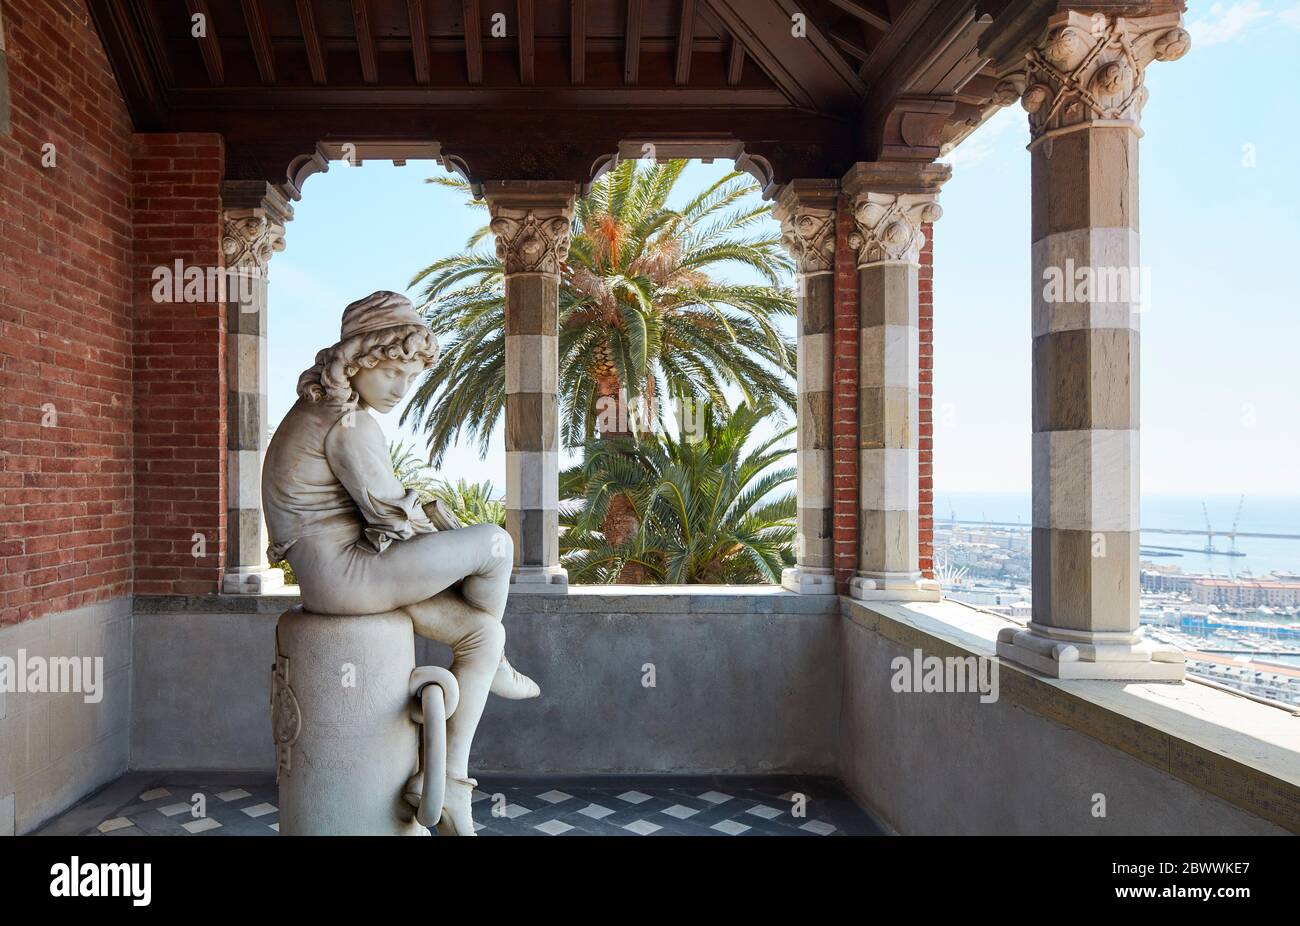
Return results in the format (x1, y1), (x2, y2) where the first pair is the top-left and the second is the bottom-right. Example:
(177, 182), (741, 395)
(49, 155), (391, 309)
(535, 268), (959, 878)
(936, 492), (1300, 578)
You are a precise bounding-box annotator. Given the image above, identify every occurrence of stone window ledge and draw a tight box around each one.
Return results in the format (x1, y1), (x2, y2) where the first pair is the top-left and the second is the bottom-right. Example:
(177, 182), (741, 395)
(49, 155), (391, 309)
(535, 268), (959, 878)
(843, 596), (1300, 834)
(132, 585), (839, 616)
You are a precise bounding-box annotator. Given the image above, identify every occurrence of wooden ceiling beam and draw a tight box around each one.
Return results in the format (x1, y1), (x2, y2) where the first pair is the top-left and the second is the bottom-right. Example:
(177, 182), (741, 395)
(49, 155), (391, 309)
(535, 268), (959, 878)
(860, 0), (932, 83)
(625, 0), (643, 85)
(84, 0), (169, 125)
(240, 0), (276, 84)
(674, 0), (697, 86)
(407, 0), (430, 84)
(351, 0), (379, 84)
(829, 30), (869, 62)
(571, 0), (586, 85)
(185, 0), (224, 86)
(518, 0), (535, 85)
(703, 0), (864, 110)
(295, 0), (327, 83)
(463, 0), (483, 84)
(826, 0), (892, 32)
(727, 35), (745, 85)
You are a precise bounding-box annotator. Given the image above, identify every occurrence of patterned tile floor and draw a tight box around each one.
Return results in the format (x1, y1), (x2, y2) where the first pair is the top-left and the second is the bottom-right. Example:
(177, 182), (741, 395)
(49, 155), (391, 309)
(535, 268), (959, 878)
(37, 771), (885, 837)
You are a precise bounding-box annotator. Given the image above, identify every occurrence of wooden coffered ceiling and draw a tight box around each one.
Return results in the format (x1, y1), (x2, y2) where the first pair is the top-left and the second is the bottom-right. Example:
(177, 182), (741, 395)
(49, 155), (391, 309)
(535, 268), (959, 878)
(85, 0), (1174, 199)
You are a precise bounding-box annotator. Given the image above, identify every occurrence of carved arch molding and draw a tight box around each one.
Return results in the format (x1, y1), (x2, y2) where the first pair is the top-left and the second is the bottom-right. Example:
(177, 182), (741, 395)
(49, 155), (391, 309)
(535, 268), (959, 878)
(222, 127), (852, 206)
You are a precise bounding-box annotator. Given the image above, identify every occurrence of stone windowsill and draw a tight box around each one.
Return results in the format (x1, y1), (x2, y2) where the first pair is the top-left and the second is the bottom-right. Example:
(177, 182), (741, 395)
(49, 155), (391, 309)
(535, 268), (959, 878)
(842, 596), (1300, 834)
(132, 584), (841, 615)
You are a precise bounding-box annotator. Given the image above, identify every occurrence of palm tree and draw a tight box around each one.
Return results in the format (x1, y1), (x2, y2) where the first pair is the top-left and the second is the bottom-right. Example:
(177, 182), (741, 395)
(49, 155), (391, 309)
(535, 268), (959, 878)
(390, 442), (505, 526)
(403, 159), (796, 462)
(428, 478), (506, 527)
(389, 441), (440, 503)
(558, 402), (796, 584)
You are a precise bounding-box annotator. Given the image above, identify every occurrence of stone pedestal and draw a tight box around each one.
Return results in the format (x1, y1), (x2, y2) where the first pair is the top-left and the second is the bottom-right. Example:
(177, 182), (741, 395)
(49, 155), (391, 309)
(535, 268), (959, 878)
(273, 608), (427, 835)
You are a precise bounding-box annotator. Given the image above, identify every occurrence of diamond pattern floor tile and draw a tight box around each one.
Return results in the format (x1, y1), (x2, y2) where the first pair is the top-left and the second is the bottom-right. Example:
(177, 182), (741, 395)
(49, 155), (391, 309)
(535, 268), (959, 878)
(39, 772), (885, 837)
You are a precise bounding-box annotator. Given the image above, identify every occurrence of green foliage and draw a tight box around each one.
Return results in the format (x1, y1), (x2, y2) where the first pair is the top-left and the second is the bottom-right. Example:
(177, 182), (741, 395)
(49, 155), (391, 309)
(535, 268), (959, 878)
(404, 159), (797, 464)
(390, 440), (440, 503)
(428, 478), (506, 527)
(271, 558), (297, 586)
(390, 440), (504, 526)
(559, 402), (796, 584)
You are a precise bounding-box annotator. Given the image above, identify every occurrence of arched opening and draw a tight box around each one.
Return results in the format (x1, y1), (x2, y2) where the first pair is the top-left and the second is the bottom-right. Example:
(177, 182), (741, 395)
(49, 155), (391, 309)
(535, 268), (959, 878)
(261, 149), (798, 589)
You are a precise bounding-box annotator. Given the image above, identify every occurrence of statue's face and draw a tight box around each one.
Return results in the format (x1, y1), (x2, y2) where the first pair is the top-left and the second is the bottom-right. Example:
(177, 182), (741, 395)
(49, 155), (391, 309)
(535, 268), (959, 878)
(352, 358), (426, 413)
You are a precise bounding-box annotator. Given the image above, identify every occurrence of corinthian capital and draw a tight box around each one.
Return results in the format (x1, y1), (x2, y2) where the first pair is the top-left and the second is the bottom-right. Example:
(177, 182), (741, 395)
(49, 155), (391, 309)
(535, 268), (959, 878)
(846, 192), (942, 267)
(1016, 10), (1190, 142)
(774, 180), (839, 275)
(489, 208), (573, 275)
(781, 208), (837, 274)
(840, 162), (948, 268)
(222, 209), (286, 271)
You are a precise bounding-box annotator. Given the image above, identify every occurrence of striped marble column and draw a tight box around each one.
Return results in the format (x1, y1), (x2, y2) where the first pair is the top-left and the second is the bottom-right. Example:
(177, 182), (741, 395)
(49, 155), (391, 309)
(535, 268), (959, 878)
(842, 162), (947, 602)
(221, 182), (290, 594)
(776, 181), (838, 595)
(483, 181), (578, 594)
(996, 10), (1190, 679)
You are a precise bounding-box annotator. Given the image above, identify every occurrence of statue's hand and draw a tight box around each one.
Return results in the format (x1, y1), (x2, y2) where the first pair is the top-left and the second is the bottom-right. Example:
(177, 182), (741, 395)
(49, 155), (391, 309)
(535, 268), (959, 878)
(423, 499), (463, 531)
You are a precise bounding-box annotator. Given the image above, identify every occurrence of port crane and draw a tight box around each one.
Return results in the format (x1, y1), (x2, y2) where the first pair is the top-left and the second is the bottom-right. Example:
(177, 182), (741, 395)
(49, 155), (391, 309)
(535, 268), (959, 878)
(1229, 494), (1245, 554)
(1202, 502), (1216, 554)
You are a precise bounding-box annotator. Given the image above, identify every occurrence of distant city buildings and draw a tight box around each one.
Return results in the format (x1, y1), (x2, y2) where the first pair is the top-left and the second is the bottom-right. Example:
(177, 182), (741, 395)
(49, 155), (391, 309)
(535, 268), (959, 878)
(936, 522), (1300, 707)
(1189, 578), (1300, 609)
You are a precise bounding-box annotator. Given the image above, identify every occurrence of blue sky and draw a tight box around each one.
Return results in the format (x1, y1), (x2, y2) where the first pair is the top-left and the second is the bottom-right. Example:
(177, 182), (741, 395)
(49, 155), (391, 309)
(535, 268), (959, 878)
(268, 0), (1299, 498)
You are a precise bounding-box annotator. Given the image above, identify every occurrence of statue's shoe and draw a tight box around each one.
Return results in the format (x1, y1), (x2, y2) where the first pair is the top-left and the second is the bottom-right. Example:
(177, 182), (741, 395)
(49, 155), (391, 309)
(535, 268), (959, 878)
(490, 653), (541, 700)
(436, 776), (479, 837)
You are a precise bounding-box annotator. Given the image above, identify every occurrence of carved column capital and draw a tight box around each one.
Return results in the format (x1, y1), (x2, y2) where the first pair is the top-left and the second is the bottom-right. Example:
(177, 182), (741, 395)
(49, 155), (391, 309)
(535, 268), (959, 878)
(481, 180), (578, 276)
(1007, 10), (1190, 143)
(221, 209), (286, 271)
(840, 162), (948, 268)
(774, 180), (838, 275)
(489, 208), (573, 275)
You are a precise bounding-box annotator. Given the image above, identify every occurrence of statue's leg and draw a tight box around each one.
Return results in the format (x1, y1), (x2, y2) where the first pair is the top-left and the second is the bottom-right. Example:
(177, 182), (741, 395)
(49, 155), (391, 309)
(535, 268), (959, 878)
(403, 596), (502, 835)
(407, 587), (539, 700)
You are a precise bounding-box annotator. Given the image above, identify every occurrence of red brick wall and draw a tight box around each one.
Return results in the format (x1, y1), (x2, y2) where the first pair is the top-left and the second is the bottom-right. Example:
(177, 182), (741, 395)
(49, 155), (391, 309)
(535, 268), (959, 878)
(918, 223), (934, 579)
(831, 197), (859, 594)
(131, 134), (227, 595)
(0, 0), (136, 626)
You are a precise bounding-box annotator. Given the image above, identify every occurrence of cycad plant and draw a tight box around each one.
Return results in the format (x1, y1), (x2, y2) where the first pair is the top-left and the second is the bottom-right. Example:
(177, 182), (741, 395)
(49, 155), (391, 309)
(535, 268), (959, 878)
(559, 402), (796, 584)
(403, 159), (796, 462)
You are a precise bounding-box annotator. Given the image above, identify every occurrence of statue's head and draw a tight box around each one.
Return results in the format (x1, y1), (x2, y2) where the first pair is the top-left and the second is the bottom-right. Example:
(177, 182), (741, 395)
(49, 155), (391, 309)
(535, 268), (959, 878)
(296, 291), (438, 413)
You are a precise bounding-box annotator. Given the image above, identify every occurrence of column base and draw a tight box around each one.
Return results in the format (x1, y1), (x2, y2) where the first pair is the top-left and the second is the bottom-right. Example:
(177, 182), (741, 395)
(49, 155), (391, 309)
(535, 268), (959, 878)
(223, 565), (285, 595)
(510, 565), (569, 595)
(849, 573), (940, 602)
(996, 624), (1185, 681)
(781, 567), (837, 595)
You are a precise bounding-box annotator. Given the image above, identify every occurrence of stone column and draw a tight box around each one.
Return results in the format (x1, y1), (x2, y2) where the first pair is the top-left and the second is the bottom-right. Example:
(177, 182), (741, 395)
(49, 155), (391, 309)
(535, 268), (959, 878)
(996, 10), (1190, 679)
(221, 182), (290, 594)
(482, 181), (578, 594)
(842, 162), (948, 602)
(776, 180), (838, 595)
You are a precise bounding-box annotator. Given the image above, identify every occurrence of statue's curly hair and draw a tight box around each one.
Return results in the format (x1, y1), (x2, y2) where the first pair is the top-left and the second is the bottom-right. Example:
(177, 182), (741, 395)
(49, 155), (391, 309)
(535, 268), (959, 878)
(296, 325), (439, 409)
